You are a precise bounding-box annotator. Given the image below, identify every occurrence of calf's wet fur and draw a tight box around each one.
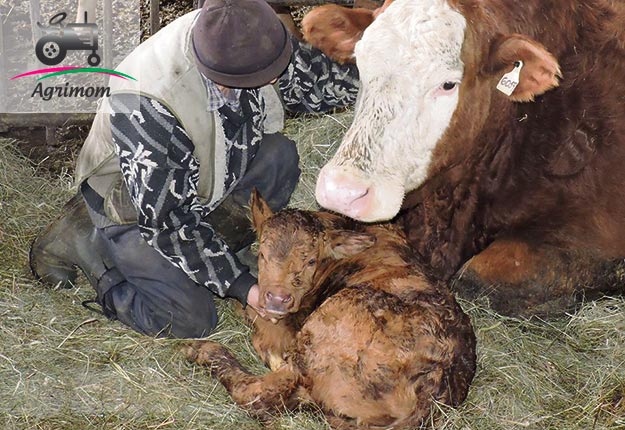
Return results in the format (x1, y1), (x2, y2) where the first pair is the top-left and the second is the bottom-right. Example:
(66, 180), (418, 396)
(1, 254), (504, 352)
(185, 190), (476, 429)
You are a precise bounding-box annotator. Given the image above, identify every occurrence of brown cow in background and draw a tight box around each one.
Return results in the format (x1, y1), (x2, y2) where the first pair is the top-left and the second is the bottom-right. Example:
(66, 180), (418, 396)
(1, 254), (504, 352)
(308, 0), (625, 317)
(186, 191), (476, 429)
(301, 0), (393, 64)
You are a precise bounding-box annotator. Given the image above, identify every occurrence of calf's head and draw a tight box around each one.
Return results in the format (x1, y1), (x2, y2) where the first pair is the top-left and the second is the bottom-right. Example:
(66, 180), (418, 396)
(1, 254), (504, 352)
(316, 0), (561, 222)
(250, 190), (375, 318)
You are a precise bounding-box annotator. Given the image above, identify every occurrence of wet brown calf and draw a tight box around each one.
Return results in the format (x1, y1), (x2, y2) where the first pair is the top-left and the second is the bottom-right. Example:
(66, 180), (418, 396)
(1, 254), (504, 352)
(186, 191), (476, 429)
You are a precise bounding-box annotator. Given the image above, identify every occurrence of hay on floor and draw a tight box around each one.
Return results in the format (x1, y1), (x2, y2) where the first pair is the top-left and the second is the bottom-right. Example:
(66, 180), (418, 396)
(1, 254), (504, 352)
(1, 110), (625, 430)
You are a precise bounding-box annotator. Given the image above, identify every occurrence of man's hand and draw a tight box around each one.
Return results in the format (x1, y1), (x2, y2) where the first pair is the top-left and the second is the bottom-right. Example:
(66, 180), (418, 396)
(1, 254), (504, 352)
(246, 284), (266, 317)
(246, 284), (278, 324)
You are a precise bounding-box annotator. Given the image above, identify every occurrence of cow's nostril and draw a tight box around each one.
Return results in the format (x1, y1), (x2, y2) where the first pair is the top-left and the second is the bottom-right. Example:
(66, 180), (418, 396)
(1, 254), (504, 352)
(282, 295), (292, 304)
(316, 166), (374, 219)
(266, 291), (273, 301)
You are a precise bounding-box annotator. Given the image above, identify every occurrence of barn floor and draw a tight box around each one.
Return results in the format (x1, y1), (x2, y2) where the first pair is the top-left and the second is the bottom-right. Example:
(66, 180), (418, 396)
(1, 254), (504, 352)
(1, 108), (625, 430)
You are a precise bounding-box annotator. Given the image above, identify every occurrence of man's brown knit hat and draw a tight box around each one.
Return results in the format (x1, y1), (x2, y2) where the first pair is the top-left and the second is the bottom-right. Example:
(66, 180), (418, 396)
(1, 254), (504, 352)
(192, 0), (293, 88)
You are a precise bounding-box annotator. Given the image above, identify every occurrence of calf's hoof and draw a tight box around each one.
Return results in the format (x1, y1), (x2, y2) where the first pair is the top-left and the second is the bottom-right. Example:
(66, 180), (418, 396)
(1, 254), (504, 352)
(184, 340), (229, 370)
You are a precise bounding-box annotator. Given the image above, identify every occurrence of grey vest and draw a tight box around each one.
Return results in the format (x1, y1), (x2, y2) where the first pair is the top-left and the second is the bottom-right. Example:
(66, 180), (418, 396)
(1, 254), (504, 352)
(75, 10), (284, 224)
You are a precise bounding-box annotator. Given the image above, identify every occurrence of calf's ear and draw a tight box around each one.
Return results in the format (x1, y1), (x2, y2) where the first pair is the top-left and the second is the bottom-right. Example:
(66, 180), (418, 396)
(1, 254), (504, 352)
(487, 34), (561, 102)
(250, 189), (273, 235)
(325, 230), (376, 259)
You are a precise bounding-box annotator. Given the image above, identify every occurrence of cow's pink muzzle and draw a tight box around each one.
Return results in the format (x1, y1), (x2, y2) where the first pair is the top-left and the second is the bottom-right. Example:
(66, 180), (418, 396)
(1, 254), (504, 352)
(316, 165), (377, 220)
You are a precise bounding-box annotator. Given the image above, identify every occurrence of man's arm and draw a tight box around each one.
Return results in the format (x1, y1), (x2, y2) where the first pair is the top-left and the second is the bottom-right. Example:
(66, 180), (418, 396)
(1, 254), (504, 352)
(278, 37), (360, 113)
(108, 93), (255, 305)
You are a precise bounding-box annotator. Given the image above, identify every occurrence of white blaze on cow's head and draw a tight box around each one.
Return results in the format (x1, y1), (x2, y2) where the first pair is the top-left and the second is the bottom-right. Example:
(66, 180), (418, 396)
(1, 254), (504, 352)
(316, 0), (466, 222)
(316, 0), (561, 222)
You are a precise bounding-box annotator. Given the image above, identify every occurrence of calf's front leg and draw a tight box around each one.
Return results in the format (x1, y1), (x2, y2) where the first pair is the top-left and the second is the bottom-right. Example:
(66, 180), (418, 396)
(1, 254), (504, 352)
(237, 304), (297, 370)
(185, 341), (303, 420)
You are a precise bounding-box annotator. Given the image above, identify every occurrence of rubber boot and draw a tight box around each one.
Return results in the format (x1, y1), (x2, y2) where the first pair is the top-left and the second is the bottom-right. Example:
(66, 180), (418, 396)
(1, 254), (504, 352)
(29, 193), (112, 289)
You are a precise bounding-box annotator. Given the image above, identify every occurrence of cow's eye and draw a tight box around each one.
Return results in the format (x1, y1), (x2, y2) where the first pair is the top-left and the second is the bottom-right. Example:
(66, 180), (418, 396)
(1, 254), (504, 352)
(432, 81), (460, 98)
(307, 258), (317, 266)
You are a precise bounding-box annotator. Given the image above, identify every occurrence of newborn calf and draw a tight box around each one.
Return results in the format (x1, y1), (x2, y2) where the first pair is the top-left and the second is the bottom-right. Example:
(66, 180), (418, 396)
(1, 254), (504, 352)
(186, 190), (476, 429)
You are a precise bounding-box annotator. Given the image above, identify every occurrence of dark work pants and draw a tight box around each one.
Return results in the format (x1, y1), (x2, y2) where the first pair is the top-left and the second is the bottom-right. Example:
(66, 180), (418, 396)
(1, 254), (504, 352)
(92, 133), (300, 338)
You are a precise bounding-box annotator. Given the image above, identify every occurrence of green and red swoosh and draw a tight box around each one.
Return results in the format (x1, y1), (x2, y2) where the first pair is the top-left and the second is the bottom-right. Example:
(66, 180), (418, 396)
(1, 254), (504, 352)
(11, 66), (136, 81)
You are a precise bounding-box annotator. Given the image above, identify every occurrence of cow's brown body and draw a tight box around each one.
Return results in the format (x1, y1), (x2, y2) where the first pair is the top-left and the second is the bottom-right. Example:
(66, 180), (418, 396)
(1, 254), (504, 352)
(400, 0), (625, 316)
(306, 0), (625, 317)
(186, 193), (476, 429)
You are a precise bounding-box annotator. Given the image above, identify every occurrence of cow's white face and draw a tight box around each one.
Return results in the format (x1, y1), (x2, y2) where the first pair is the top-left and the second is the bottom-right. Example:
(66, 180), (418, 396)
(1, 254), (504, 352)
(316, 0), (466, 222)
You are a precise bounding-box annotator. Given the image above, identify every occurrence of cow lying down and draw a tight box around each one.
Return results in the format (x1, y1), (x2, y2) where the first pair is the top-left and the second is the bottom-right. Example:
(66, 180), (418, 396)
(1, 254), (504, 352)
(185, 191), (476, 429)
(308, 0), (625, 317)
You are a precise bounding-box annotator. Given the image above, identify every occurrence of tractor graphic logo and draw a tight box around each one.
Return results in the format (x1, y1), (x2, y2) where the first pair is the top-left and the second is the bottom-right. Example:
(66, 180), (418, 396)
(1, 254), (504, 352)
(36, 11), (100, 67)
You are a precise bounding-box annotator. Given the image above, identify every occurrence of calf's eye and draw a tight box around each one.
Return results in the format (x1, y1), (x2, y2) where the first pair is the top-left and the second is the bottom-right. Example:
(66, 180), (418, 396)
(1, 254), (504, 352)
(442, 82), (457, 91)
(307, 258), (317, 266)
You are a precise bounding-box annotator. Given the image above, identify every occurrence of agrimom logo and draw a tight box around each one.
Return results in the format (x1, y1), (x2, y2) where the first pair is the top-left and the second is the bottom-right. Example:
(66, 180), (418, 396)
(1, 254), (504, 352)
(12, 66), (136, 101)
(11, 11), (136, 102)
(0, 0), (139, 114)
(35, 11), (100, 66)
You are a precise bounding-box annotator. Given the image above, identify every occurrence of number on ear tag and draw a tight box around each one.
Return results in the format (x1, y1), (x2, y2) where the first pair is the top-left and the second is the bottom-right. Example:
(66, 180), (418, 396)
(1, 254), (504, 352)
(497, 61), (524, 96)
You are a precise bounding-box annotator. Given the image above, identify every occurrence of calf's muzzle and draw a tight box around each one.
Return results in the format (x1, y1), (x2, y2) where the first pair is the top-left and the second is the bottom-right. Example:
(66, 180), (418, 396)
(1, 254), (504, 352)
(263, 288), (294, 315)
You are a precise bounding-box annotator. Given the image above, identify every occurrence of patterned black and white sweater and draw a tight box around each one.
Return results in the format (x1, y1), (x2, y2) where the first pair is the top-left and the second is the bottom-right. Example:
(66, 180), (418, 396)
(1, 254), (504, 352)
(105, 39), (360, 305)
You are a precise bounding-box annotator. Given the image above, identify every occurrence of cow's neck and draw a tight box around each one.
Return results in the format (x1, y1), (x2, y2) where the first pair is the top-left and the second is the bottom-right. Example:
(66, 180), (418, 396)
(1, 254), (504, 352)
(400, 115), (539, 279)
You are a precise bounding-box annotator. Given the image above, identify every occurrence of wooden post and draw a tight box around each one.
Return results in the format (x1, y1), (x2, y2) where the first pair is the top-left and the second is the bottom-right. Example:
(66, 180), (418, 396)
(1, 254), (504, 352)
(150, 0), (160, 36)
(29, 0), (42, 48)
(45, 126), (57, 147)
(104, 0), (113, 69)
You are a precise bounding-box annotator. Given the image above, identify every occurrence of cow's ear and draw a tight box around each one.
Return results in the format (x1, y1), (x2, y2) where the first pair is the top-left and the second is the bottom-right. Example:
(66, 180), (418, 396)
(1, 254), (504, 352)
(487, 34), (561, 102)
(325, 230), (376, 259)
(250, 189), (273, 235)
